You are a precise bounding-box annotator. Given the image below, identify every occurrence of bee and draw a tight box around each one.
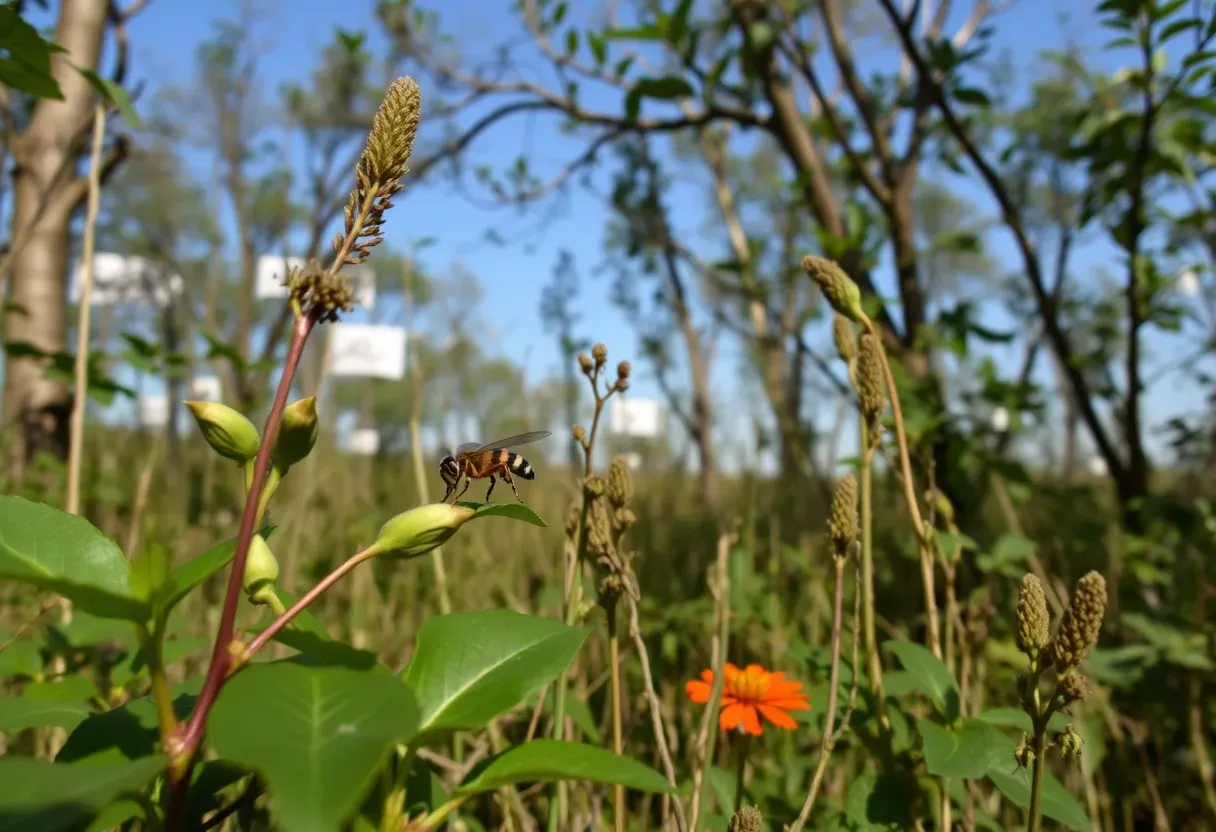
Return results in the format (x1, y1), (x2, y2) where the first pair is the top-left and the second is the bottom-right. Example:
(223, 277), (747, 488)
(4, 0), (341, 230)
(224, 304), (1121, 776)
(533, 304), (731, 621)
(439, 430), (552, 503)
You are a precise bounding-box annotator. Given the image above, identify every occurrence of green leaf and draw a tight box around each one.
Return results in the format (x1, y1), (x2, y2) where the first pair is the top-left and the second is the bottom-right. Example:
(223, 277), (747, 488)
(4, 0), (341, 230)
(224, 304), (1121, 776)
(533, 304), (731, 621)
(976, 533), (1037, 575)
(0, 6), (64, 100)
(128, 544), (170, 604)
(953, 86), (991, 106)
(245, 622), (382, 671)
(453, 740), (672, 797)
(209, 662), (420, 832)
(456, 501), (549, 528)
(0, 496), (146, 622)
(884, 641), (960, 720)
(987, 762), (1091, 831)
(74, 67), (140, 128)
(918, 718), (1008, 779)
(0, 632), (43, 678)
(58, 680), (200, 765)
(402, 610), (588, 737)
(845, 770), (911, 829)
(0, 697), (91, 733)
(0, 754), (166, 832)
(624, 75), (694, 121)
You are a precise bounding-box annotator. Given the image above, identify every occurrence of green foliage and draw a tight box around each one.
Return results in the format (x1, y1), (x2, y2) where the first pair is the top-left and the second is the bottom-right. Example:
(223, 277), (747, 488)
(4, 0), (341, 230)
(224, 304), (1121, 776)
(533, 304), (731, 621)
(401, 609), (588, 738)
(0, 496), (145, 621)
(0, 755), (166, 832)
(452, 739), (673, 797)
(209, 663), (420, 832)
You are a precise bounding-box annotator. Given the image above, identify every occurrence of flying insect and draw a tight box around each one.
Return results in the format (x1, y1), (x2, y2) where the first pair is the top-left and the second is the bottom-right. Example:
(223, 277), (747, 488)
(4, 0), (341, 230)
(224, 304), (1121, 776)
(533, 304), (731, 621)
(439, 430), (552, 503)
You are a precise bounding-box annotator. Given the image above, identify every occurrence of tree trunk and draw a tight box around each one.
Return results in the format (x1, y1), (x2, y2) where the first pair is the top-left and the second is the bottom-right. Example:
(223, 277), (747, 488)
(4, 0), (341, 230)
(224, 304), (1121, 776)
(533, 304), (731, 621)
(2, 0), (110, 475)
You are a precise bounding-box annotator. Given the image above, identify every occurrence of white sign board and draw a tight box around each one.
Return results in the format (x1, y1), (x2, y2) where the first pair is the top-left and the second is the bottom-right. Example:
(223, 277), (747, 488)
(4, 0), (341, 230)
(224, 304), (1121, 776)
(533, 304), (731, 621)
(255, 255), (306, 300)
(255, 256), (375, 308)
(1177, 268), (1200, 297)
(139, 394), (169, 427)
(610, 398), (663, 438)
(328, 323), (407, 380)
(347, 428), (381, 456)
(990, 406), (1009, 432)
(189, 376), (223, 402)
(71, 253), (183, 307)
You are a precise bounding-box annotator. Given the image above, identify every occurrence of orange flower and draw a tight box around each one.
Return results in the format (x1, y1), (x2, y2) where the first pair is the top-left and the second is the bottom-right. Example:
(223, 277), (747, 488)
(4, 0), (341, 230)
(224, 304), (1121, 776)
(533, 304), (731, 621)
(685, 662), (811, 736)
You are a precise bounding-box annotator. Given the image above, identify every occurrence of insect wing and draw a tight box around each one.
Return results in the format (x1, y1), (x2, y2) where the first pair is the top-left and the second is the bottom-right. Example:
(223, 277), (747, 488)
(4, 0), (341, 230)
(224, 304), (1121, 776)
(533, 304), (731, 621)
(470, 430), (552, 454)
(453, 441), (483, 457)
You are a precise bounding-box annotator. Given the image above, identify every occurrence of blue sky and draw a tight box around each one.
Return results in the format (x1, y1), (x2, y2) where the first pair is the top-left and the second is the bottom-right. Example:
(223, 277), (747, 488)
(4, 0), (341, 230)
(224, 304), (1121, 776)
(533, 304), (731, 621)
(12, 0), (1214, 474)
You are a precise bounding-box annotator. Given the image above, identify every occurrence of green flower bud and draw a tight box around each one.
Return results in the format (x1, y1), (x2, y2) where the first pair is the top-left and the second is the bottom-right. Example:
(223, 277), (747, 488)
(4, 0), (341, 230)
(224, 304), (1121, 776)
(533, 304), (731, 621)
(1058, 672), (1090, 706)
(728, 806), (763, 832)
(828, 474), (858, 557)
(1045, 571), (1107, 676)
(368, 503), (476, 560)
(273, 396), (319, 473)
(243, 533), (280, 600)
(803, 254), (864, 322)
(184, 401), (261, 463)
(832, 314), (856, 365)
(856, 332), (886, 426)
(1058, 723), (1084, 763)
(1015, 574), (1051, 661)
(607, 457), (633, 508)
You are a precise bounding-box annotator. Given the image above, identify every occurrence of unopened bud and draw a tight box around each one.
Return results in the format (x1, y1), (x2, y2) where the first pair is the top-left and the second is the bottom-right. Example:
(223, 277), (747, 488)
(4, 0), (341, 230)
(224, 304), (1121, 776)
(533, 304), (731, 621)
(1058, 723), (1084, 763)
(607, 457), (633, 507)
(368, 503), (476, 560)
(272, 397), (319, 473)
(1015, 574), (1051, 661)
(1045, 571), (1107, 676)
(616, 360), (631, 380)
(184, 401), (261, 463)
(614, 379), (630, 393)
(728, 806), (763, 832)
(930, 489), (955, 526)
(1014, 734), (1035, 769)
(577, 353), (593, 373)
(591, 343), (608, 366)
(1059, 672), (1090, 706)
(832, 314), (856, 365)
(584, 475), (605, 498)
(828, 474), (858, 557)
(243, 534), (280, 600)
(803, 255), (864, 322)
(856, 332), (886, 425)
(572, 424), (587, 444)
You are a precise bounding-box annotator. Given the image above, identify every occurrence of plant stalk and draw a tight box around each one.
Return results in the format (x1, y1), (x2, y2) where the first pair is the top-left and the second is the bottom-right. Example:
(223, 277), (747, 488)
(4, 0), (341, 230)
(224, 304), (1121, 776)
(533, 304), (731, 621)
(164, 309), (318, 829)
(790, 554), (847, 832)
(607, 599), (625, 832)
(863, 316), (941, 658)
(66, 104), (107, 516)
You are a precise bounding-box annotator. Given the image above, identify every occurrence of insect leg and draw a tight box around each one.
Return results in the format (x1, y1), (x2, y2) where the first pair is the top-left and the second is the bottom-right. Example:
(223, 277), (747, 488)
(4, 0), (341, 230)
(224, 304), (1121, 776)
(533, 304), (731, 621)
(454, 476), (472, 502)
(485, 475), (497, 502)
(503, 469), (524, 502)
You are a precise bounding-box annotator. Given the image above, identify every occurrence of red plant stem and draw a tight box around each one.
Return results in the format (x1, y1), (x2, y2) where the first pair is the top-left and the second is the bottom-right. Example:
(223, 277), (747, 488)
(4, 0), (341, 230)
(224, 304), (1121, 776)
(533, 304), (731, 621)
(164, 310), (318, 829)
(240, 547), (374, 661)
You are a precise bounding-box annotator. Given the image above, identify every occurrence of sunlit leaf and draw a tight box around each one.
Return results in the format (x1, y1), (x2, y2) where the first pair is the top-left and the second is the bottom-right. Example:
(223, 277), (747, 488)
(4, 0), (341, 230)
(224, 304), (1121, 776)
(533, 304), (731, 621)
(401, 609), (588, 737)
(209, 662), (420, 832)
(453, 740), (672, 797)
(0, 754), (166, 832)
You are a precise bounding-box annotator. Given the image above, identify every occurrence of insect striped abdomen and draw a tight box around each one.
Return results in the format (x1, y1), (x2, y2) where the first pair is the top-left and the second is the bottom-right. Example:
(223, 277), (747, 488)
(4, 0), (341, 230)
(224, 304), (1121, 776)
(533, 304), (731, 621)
(507, 452), (536, 480)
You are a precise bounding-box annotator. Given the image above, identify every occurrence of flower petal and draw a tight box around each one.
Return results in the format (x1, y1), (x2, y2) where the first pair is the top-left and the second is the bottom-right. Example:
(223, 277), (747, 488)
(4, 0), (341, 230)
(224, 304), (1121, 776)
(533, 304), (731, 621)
(719, 702), (746, 732)
(723, 662), (741, 681)
(740, 704), (764, 735)
(686, 679), (712, 704)
(700, 669), (715, 683)
(757, 704), (798, 730)
(764, 696), (811, 711)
